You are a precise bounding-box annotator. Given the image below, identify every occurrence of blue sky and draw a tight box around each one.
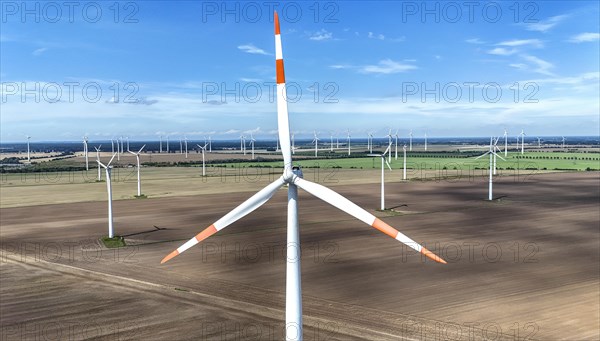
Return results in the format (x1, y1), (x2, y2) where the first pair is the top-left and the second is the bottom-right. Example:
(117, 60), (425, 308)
(1, 1), (599, 141)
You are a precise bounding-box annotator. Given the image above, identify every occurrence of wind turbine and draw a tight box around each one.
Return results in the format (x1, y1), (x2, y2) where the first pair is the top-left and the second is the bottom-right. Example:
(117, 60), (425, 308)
(184, 136), (188, 158)
(520, 130), (525, 154)
(312, 131), (319, 157)
(336, 131), (340, 149)
(250, 133), (256, 159)
(208, 135), (212, 152)
(161, 14), (446, 341)
(474, 137), (505, 201)
(329, 132), (334, 152)
(503, 129), (508, 157)
(126, 136), (130, 152)
(159, 135), (163, 153)
(179, 138), (183, 154)
(25, 135), (31, 162)
(97, 153), (117, 238)
(403, 145), (407, 180)
(166, 135), (170, 153)
(111, 137), (115, 154)
(367, 132), (373, 153)
(128, 145), (146, 197)
(537, 137), (541, 148)
(409, 130), (413, 151)
(562, 136), (566, 149)
(291, 133), (295, 154)
(424, 133), (428, 151)
(94, 145), (102, 181)
(346, 129), (351, 156)
(276, 135), (280, 152)
(197, 144), (208, 176)
(83, 136), (89, 170)
(368, 145), (392, 210)
(394, 130), (399, 160)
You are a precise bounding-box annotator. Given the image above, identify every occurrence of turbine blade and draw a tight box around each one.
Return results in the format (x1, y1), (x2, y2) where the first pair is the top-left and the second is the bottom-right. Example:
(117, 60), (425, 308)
(385, 160), (392, 171)
(492, 152), (506, 161)
(161, 177), (286, 264)
(293, 177), (446, 264)
(474, 152), (490, 160)
(107, 153), (117, 166)
(274, 11), (292, 169)
(138, 144), (146, 153)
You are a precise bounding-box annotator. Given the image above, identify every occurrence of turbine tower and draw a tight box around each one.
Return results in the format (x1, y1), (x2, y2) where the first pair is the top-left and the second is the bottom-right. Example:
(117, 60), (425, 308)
(250, 133), (256, 160)
(197, 144), (208, 176)
(94, 145), (102, 181)
(83, 136), (89, 170)
(26, 135), (31, 163)
(312, 131), (319, 157)
(409, 130), (413, 151)
(97, 153), (117, 238)
(503, 129), (508, 157)
(161, 15), (446, 341)
(537, 137), (541, 148)
(368, 145), (392, 210)
(368, 132), (373, 153)
(424, 133), (428, 151)
(329, 132), (334, 152)
(184, 136), (188, 158)
(386, 129), (393, 163)
(346, 129), (351, 156)
(159, 135), (163, 153)
(128, 145), (146, 197)
(474, 137), (505, 201)
(403, 145), (407, 180)
(562, 136), (566, 149)
(208, 135), (212, 152)
(394, 130), (399, 160)
(520, 130), (525, 154)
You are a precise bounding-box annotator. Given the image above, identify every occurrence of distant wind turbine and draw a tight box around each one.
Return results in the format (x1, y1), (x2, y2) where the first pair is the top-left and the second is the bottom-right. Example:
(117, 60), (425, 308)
(403, 145), (407, 180)
(25, 135), (31, 162)
(250, 133), (256, 159)
(128, 145), (146, 197)
(503, 129), (508, 157)
(409, 130), (413, 151)
(97, 153), (117, 238)
(197, 144), (208, 176)
(369, 145), (392, 210)
(83, 136), (89, 170)
(94, 145), (102, 181)
(424, 133), (428, 151)
(520, 130), (525, 154)
(394, 130), (399, 160)
(562, 136), (566, 149)
(312, 131), (319, 157)
(474, 137), (505, 201)
(184, 136), (188, 158)
(346, 129), (351, 156)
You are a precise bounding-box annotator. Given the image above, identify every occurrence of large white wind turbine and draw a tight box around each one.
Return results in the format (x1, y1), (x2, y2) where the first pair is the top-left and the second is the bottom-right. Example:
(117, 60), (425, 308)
(503, 129), (508, 157)
(25, 135), (31, 162)
(474, 137), (505, 201)
(166, 135), (170, 153)
(97, 153), (117, 238)
(128, 145), (146, 197)
(312, 131), (319, 157)
(329, 132), (334, 152)
(346, 129), (351, 156)
(159, 135), (163, 153)
(520, 130), (525, 154)
(394, 130), (399, 160)
(368, 145), (392, 210)
(537, 137), (541, 148)
(386, 129), (393, 163)
(424, 133), (428, 151)
(208, 135), (212, 153)
(184, 136), (188, 158)
(250, 133), (256, 159)
(197, 144), (208, 176)
(111, 137), (115, 154)
(368, 132), (373, 153)
(179, 138), (183, 154)
(94, 145), (102, 181)
(161, 14), (446, 341)
(126, 136), (130, 152)
(403, 145), (407, 180)
(83, 136), (89, 170)
(409, 130), (413, 151)
(562, 136), (566, 148)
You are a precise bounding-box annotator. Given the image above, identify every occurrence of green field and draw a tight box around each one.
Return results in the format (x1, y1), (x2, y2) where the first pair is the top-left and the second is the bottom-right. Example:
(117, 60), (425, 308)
(212, 151), (600, 172)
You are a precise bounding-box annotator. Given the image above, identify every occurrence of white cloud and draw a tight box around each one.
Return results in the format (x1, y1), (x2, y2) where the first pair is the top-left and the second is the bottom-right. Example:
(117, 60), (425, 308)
(521, 54), (555, 76)
(309, 29), (333, 41)
(237, 44), (268, 55)
(523, 15), (568, 32)
(568, 32), (600, 43)
(487, 47), (517, 56)
(368, 32), (385, 40)
(359, 59), (417, 74)
(32, 47), (48, 56)
(497, 39), (543, 48)
(466, 38), (485, 44)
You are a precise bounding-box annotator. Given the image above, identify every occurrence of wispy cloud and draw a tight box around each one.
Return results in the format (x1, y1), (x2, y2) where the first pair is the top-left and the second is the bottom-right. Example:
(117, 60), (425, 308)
(487, 47), (517, 56)
(309, 29), (333, 41)
(237, 44), (269, 55)
(359, 59), (417, 74)
(523, 15), (568, 32)
(521, 54), (555, 76)
(497, 39), (543, 48)
(466, 38), (485, 44)
(368, 32), (385, 40)
(32, 47), (48, 56)
(568, 32), (600, 43)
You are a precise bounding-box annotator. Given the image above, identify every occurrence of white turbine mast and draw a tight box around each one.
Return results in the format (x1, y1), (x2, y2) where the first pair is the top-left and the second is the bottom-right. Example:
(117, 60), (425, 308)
(403, 144), (407, 180)
(97, 153), (117, 238)
(503, 129), (508, 157)
(346, 129), (351, 156)
(312, 131), (319, 157)
(520, 129), (525, 155)
(161, 15), (446, 341)
(83, 136), (89, 170)
(409, 130), (413, 151)
(197, 144), (208, 176)
(128, 145), (146, 197)
(368, 145), (392, 210)
(25, 135), (31, 163)
(94, 145), (102, 181)
(474, 137), (506, 201)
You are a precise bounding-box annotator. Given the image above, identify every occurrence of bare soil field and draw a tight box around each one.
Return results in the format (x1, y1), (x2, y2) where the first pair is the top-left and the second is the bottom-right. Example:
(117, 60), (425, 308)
(1, 172), (599, 340)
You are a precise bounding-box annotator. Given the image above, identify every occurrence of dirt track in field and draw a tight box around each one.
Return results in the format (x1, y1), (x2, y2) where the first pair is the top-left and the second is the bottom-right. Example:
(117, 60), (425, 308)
(1, 172), (599, 340)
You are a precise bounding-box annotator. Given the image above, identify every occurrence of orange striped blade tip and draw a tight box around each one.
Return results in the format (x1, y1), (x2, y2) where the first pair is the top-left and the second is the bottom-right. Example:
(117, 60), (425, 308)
(274, 11), (280, 35)
(160, 224), (218, 264)
(421, 247), (447, 264)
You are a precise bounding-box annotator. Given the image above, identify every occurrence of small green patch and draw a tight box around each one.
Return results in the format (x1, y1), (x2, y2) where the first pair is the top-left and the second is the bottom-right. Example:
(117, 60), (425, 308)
(134, 194), (147, 199)
(95, 180), (105, 183)
(174, 287), (189, 292)
(101, 236), (126, 248)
